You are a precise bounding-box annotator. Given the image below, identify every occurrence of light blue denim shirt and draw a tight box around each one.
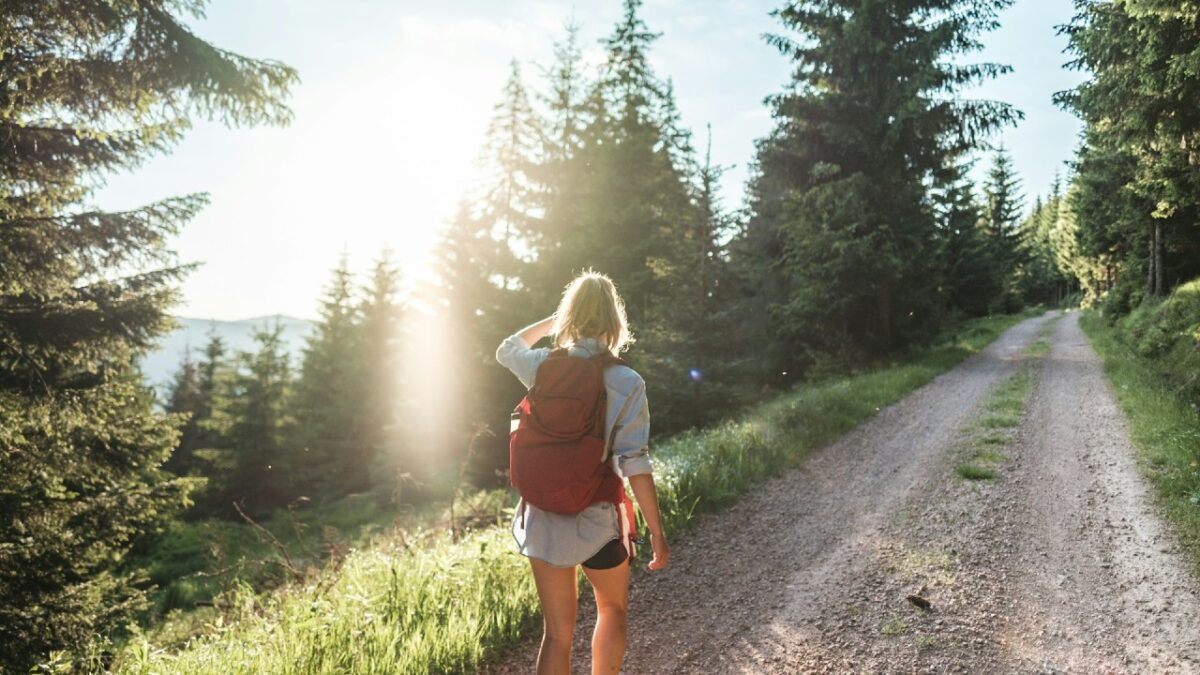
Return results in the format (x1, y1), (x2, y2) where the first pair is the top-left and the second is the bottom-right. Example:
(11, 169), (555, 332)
(496, 333), (652, 566)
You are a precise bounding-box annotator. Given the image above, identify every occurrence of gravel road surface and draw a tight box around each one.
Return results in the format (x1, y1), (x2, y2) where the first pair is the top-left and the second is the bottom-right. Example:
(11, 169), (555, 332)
(483, 311), (1200, 674)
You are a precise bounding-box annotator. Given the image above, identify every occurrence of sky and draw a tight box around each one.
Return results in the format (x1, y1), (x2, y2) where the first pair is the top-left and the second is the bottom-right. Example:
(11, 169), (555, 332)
(94, 0), (1088, 322)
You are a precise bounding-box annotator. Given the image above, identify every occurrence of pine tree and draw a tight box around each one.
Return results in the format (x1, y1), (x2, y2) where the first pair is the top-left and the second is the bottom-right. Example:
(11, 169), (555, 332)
(680, 125), (743, 425)
(164, 347), (205, 475)
(982, 149), (1026, 311)
(540, 22), (589, 168)
(1015, 192), (1070, 306)
(1067, 128), (1151, 308)
(542, 0), (708, 431)
(1059, 0), (1200, 303)
(358, 251), (405, 492)
(934, 163), (999, 317)
(0, 3), (294, 667)
(479, 60), (544, 291)
(983, 150), (1025, 252)
(196, 330), (225, 441)
(180, 329), (229, 503)
(288, 256), (364, 498)
(423, 62), (549, 480)
(740, 0), (1020, 373)
(1051, 180), (1109, 302)
(527, 22), (592, 311)
(540, 0), (698, 322)
(214, 324), (295, 516)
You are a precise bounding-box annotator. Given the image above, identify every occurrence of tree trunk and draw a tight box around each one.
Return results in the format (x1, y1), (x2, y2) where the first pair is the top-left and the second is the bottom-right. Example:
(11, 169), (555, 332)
(1154, 220), (1164, 296)
(1147, 222), (1157, 298)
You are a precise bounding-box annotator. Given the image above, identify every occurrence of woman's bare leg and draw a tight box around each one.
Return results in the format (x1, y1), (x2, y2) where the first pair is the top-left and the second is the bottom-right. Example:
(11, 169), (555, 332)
(529, 558), (579, 675)
(582, 561), (631, 675)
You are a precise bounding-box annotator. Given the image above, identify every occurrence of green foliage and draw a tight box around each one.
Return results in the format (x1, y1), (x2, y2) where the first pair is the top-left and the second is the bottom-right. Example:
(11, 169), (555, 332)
(1013, 178), (1074, 307)
(164, 349), (206, 475)
(132, 492), (405, 623)
(206, 324), (295, 516)
(933, 162), (1002, 318)
(982, 149), (1027, 313)
(740, 0), (1021, 377)
(164, 254), (408, 518)
(0, 1), (294, 669)
(289, 257), (366, 497)
(103, 311), (1033, 674)
(165, 331), (227, 478)
(1110, 279), (1200, 406)
(1058, 0), (1200, 304)
(357, 254), (407, 491)
(423, 0), (735, 475)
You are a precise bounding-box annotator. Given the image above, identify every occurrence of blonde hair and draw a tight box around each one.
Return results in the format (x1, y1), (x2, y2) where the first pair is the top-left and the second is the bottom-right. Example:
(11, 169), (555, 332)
(551, 269), (634, 353)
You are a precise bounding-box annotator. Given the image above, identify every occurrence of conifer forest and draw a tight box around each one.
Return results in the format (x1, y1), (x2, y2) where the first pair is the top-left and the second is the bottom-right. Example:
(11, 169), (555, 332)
(4, 1), (1200, 672)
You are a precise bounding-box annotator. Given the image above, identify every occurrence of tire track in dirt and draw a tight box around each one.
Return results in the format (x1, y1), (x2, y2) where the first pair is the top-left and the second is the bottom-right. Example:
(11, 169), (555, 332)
(482, 311), (1200, 674)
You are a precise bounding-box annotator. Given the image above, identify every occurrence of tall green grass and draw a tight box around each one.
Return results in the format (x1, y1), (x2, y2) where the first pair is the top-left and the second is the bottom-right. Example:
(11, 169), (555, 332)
(132, 492), (396, 614)
(1080, 311), (1200, 577)
(99, 310), (1038, 675)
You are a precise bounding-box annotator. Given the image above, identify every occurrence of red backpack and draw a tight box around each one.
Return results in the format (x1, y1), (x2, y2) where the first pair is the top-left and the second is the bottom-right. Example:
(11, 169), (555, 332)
(509, 347), (626, 514)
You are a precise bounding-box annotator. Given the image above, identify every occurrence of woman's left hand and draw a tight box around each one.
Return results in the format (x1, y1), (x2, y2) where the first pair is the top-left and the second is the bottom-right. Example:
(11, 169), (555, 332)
(647, 531), (669, 571)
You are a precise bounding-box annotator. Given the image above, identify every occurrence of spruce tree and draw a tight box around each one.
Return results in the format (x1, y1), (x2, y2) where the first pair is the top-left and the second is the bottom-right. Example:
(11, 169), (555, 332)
(546, 0), (708, 431)
(358, 251), (405, 493)
(1014, 181), (1072, 306)
(164, 347), (204, 475)
(740, 0), (1019, 372)
(180, 330), (228, 505)
(479, 60), (544, 292)
(982, 149), (1026, 311)
(196, 330), (225, 446)
(1059, 0), (1200, 302)
(425, 61), (549, 484)
(933, 163), (998, 317)
(680, 126), (742, 426)
(288, 257), (364, 499)
(527, 22), (592, 312)
(540, 22), (589, 168)
(212, 324), (294, 516)
(983, 150), (1025, 253)
(0, 3), (294, 668)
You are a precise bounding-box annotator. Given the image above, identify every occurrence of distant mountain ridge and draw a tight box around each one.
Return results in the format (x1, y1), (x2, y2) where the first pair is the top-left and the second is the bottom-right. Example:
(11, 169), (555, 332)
(142, 315), (314, 393)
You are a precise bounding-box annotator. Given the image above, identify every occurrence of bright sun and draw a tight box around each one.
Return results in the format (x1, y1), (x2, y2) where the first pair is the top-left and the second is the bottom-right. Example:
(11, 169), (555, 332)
(96, 15), (509, 319)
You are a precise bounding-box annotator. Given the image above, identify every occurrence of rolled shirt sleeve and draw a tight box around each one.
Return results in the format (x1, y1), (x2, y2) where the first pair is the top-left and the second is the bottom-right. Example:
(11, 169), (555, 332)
(495, 333), (549, 389)
(608, 378), (652, 478)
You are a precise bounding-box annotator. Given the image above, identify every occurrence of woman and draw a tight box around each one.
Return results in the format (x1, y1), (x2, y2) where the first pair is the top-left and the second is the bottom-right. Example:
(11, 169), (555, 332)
(495, 270), (669, 675)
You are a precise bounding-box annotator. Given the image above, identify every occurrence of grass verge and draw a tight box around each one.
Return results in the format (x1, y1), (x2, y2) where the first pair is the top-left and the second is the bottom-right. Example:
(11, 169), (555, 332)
(100, 309), (1042, 675)
(1080, 311), (1200, 577)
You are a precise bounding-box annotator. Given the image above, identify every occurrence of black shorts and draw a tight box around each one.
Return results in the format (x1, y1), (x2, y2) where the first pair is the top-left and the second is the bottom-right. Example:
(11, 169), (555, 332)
(581, 538), (628, 570)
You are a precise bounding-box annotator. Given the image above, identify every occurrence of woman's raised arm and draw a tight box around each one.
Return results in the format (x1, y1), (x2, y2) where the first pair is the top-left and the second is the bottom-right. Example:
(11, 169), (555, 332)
(514, 315), (555, 347)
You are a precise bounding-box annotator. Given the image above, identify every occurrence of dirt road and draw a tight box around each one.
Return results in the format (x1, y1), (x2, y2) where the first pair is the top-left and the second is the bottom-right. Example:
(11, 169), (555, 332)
(484, 311), (1200, 674)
